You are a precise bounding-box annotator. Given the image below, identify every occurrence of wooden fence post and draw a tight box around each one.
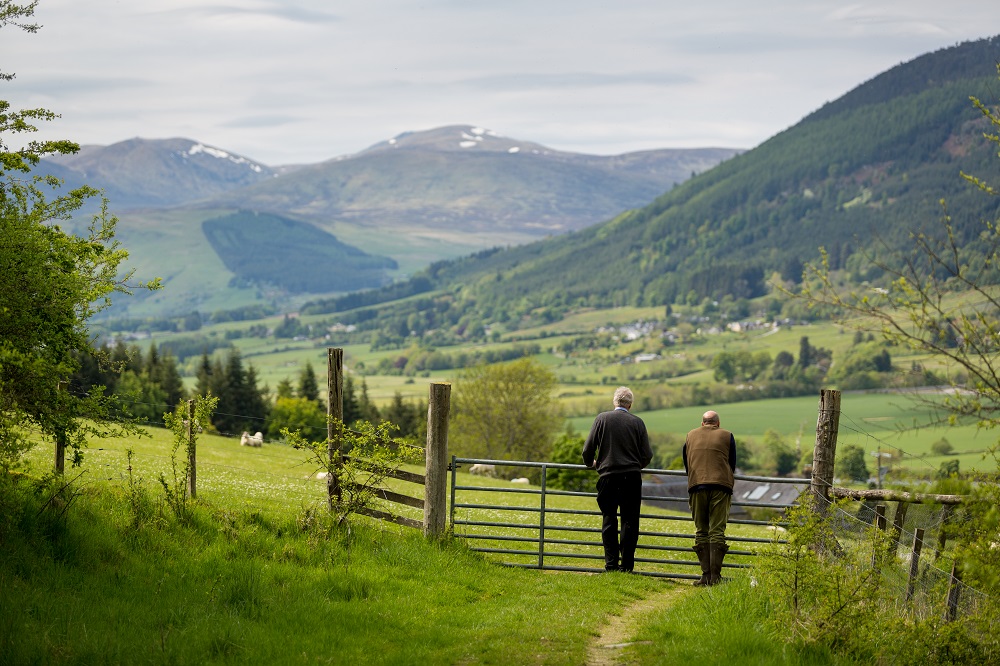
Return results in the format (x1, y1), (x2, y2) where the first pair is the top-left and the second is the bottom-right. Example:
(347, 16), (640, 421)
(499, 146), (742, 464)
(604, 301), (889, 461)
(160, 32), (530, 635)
(810, 389), (841, 513)
(906, 527), (925, 602)
(54, 380), (67, 474)
(946, 561), (962, 621)
(327, 348), (344, 512)
(186, 399), (196, 499)
(424, 382), (451, 538)
(888, 501), (908, 559)
(871, 504), (887, 568)
(54, 428), (67, 475)
(935, 504), (953, 561)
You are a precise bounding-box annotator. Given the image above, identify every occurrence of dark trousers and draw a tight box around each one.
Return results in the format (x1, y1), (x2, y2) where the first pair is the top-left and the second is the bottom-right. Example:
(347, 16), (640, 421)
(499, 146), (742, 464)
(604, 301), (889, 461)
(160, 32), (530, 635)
(596, 471), (642, 571)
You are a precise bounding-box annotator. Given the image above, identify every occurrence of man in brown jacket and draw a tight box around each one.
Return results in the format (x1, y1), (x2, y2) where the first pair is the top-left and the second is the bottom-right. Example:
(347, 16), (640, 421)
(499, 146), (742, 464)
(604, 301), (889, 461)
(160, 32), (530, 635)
(683, 410), (737, 586)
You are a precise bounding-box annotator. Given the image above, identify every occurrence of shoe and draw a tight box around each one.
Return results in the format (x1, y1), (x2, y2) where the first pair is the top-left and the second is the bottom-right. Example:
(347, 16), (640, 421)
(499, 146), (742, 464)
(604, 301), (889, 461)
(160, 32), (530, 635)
(693, 544), (710, 586)
(708, 543), (729, 585)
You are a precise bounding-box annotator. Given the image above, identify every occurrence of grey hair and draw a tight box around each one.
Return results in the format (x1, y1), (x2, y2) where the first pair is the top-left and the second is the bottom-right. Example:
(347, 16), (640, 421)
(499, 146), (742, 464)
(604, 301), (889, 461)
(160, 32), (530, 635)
(613, 387), (634, 408)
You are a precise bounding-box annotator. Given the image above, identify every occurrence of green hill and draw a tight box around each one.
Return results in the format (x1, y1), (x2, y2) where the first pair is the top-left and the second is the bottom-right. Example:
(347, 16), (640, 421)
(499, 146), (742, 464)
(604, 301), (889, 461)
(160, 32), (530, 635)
(318, 36), (1000, 322)
(202, 211), (397, 294)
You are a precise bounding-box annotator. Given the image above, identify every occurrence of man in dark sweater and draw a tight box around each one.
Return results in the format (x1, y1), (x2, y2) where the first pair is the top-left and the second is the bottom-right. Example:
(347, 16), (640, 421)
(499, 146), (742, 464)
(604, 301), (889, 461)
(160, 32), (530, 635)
(683, 410), (737, 586)
(582, 387), (653, 572)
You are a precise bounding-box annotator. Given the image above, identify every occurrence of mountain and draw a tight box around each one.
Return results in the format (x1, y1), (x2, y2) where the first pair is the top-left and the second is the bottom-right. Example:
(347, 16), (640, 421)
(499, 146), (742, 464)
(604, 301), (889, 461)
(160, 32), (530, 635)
(300, 37), (1000, 324)
(55, 129), (737, 318)
(42, 138), (275, 208)
(204, 125), (739, 236)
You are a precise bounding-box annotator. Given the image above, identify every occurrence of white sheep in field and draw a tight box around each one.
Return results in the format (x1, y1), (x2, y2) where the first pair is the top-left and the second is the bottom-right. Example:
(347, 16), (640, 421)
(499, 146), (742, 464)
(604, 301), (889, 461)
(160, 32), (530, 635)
(240, 431), (264, 447)
(510, 477), (530, 485)
(469, 463), (497, 477)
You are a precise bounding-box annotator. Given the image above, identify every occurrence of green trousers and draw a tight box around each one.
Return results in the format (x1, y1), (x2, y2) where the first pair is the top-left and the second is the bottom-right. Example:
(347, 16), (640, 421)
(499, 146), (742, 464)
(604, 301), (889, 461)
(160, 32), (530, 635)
(690, 489), (732, 546)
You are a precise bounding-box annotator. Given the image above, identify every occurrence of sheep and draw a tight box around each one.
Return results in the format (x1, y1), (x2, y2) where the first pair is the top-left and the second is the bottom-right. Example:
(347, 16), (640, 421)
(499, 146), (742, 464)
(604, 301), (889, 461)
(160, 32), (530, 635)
(240, 431), (264, 447)
(510, 477), (530, 485)
(469, 463), (497, 477)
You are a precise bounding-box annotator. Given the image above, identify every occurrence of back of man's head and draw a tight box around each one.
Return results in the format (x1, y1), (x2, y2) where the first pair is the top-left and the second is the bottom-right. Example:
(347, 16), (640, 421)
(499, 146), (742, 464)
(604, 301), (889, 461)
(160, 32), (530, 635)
(613, 386), (634, 409)
(702, 410), (720, 426)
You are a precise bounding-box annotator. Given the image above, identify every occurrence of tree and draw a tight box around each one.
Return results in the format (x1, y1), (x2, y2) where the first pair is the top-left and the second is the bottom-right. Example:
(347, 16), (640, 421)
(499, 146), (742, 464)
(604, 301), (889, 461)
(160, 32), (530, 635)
(298, 361), (320, 404)
(931, 437), (954, 457)
(835, 444), (869, 483)
(0, 3), (159, 469)
(547, 429), (593, 492)
(208, 349), (269, 435)
(452, 358), (560, 463)
(267, 396), (326, 441)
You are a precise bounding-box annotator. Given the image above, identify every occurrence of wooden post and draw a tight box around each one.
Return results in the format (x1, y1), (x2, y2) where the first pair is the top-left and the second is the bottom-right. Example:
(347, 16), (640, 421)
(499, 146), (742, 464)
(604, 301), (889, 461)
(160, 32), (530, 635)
(424, 382), (451, 538)
(54, 381), (67, 474)
(906, 528), (925, 602)
(871, 504), (886, 568)
(810, 389), (842, 513)
(54, 428), (67, 475)
(935, 504), (953, 561)
(186, 399), (196, 499)
(946, 561), (962, 621)
(327, 348), (344, 512)
(888, 501), (908, 559)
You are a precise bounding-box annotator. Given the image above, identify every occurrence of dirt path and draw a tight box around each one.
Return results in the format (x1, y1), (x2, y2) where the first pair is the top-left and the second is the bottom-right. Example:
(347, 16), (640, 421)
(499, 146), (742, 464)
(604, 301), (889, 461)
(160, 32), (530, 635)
(585, 582), (691, 666)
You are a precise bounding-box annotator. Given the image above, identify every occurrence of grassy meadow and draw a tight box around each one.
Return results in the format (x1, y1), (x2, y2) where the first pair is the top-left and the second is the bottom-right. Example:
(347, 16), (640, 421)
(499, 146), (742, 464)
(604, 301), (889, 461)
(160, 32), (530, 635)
(3, 425), (810, 665)
(7, 416), (978, 664)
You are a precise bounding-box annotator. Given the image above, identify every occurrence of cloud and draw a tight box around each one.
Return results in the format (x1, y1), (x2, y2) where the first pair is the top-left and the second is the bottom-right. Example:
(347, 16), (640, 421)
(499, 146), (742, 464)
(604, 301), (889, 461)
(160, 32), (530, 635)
(223, 114), (302, 128)
(5, 0), (997, 165)
(455, 71), (695, 91)
(159, 3), (341, 26)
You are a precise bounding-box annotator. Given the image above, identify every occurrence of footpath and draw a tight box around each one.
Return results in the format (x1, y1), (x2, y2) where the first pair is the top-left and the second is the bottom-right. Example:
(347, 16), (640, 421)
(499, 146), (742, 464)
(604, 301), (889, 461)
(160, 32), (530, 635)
(585, 582), (692, 665)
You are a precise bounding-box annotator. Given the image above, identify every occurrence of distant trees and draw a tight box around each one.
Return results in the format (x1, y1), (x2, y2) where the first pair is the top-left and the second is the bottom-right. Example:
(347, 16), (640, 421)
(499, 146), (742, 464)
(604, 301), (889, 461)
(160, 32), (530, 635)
(836, 444), (870, 483)
(711, 350), (772, 384)
(195, 349), (269, 435)
(451, 358), (561, 464)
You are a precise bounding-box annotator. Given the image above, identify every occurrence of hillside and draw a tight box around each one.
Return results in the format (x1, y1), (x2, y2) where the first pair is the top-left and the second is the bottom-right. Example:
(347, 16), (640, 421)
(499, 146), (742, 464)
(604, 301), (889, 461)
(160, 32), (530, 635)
(318, 36), (1000, 322)
(202, 211), (397, 293)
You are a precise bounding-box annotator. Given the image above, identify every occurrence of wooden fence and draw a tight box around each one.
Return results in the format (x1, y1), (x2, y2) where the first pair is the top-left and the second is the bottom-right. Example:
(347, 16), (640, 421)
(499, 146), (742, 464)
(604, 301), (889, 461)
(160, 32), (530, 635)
(325, 348), (450, 537)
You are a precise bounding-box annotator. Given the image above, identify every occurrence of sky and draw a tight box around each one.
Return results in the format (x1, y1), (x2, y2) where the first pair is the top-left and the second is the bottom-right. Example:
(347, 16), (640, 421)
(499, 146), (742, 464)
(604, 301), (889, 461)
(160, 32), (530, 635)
(3, 1), (998, 166)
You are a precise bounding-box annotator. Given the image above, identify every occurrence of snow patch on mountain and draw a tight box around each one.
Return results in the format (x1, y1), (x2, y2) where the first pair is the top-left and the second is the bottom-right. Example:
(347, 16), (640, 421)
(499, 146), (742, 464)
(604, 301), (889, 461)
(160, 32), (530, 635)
(184, 143), (264, 173)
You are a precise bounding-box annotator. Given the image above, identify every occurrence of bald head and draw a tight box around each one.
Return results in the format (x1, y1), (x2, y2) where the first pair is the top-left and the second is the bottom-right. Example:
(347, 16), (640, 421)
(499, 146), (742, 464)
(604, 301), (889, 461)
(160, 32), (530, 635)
(702, 411), (720, 426)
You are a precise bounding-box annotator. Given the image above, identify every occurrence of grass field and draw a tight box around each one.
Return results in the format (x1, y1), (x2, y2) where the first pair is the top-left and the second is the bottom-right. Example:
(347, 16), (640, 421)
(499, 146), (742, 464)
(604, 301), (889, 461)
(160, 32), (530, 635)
(9, 418), (979, 664)
(570, 392), (998, 473)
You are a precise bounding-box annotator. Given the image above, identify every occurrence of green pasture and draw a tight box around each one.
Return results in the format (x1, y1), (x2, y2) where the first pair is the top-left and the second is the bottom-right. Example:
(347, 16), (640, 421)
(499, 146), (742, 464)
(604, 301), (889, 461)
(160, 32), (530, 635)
(9, 421), (973, 664)
(570, 392), (999, 473)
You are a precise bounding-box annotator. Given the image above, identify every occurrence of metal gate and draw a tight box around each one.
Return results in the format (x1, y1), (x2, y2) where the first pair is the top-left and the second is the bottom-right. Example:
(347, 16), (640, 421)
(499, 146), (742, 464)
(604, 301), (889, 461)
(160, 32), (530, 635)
(450, 457), (808, 579)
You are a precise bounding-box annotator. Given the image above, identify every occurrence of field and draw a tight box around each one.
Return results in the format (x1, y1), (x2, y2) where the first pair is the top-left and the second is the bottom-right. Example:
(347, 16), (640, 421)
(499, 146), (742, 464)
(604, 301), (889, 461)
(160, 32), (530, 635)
(125, 303), (998, 476)
(571, 392), (997, 473)
(9, 425), (862, 665)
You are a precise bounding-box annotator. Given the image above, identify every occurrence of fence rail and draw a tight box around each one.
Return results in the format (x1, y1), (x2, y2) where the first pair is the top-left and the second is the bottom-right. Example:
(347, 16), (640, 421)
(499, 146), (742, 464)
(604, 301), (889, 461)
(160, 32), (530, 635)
(449, 456), (807, 579)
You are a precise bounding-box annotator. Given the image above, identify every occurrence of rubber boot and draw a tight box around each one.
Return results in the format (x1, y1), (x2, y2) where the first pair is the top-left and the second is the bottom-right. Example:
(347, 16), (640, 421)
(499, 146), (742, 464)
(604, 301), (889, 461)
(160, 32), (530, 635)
(708, 542), (729, 585)
(692, 544), (710, 586)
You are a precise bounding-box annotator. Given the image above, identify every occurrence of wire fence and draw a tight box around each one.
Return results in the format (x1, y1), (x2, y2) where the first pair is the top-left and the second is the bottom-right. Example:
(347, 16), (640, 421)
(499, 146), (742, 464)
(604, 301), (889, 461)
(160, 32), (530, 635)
(808, 491), (993, 625)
